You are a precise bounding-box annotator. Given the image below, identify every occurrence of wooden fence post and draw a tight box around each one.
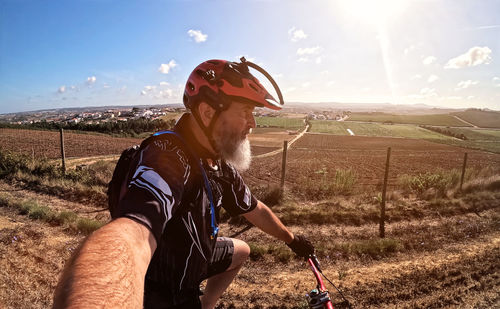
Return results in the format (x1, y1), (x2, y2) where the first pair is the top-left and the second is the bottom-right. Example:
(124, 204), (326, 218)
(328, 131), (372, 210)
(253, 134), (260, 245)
(380, 147), (391, 238)
(60, 128), (66, 173)
(460, 152), (468, 191)
(280, 140), (288, 191)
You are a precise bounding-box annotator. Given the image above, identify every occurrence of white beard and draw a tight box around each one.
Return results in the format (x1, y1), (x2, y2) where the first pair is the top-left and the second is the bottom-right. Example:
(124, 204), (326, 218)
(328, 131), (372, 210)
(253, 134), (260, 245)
(223, 137), (252, 172)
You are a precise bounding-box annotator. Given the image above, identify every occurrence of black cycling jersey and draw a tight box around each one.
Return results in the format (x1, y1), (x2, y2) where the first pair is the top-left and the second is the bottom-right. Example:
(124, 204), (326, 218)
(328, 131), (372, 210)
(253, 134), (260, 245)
(115, 114), (257, 307)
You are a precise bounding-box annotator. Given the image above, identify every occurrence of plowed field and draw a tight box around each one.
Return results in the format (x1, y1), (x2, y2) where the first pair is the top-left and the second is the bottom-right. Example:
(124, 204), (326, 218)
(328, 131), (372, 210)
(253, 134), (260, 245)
(243, 133), (500, 190)
(0, 128), (142, 159)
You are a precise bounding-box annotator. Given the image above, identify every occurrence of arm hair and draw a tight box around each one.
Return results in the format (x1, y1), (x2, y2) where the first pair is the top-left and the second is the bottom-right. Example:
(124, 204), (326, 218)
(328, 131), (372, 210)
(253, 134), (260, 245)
(53, 218), (156, 309)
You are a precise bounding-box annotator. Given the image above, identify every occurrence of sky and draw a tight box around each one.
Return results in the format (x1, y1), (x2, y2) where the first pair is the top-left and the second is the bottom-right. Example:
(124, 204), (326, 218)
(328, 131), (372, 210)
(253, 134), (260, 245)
(0, 0), (499, 114)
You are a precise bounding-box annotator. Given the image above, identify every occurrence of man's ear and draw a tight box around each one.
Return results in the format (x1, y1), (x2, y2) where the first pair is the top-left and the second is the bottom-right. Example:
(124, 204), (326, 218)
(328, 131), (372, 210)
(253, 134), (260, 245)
(197, 101), (216, 127)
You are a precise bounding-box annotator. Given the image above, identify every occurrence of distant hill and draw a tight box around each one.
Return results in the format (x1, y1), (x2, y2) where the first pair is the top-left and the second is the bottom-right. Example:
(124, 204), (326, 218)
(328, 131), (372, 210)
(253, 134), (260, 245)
(452, 109), (500, 128)
(346, 112), (470, 127)
(284, 102), (468, 115)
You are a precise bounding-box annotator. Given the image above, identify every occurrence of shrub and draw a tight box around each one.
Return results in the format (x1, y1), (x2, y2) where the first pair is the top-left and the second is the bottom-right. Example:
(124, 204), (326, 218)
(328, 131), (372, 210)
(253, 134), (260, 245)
(247, 242), (294, 263)
(297, 168), (357, 200)
(251, 184), (283, 206)
(461, 175), (500, 194)
(336, 238), (402, 259)
(398, 170), (460, 197)
(248, 242), (267, 261)
(76, 218), (104, 235)
(0, 150), (31, 177)
(54, 211), (78, 225)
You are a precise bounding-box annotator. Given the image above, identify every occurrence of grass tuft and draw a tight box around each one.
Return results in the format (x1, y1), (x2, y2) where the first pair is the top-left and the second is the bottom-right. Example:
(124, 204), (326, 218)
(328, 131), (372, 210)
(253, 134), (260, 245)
(252, 184), (283, 206)
(296, 168), (357, 200)
(0, 194), (104, 235)
(330, 238), (402, 259)
(76, 218), (104, 235)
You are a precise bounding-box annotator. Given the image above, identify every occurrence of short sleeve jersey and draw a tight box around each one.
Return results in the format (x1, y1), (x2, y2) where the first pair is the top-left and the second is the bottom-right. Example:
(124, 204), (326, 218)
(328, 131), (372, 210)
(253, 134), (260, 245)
(115, 114), (257, 305)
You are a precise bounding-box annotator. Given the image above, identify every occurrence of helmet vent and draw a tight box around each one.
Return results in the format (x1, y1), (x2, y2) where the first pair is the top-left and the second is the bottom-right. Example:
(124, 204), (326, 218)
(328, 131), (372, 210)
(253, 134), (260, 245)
(187, 82), (195, 91)
(249, 83), (259, 92)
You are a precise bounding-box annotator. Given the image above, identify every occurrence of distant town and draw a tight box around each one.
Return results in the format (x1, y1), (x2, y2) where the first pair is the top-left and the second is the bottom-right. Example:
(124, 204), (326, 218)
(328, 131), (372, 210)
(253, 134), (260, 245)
(0, 103), (355, 126)
(0, 106), (184, 126)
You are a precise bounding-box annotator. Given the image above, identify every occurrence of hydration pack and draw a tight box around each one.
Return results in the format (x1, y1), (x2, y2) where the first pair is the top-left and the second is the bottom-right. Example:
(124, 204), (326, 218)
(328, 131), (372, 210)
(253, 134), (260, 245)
(106, 131), (219, 238)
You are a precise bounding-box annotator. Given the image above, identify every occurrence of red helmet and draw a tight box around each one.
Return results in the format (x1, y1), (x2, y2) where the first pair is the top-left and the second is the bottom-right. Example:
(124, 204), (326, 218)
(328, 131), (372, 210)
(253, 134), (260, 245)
(183, 58), (283, 111)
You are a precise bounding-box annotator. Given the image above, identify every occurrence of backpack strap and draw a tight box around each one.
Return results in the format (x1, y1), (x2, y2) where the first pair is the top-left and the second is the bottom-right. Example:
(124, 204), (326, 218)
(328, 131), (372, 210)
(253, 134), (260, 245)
(152, 130), (219, 239)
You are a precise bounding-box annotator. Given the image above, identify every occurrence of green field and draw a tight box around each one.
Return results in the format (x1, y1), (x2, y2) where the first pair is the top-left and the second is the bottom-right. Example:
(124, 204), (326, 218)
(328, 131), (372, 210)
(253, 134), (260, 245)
(347, 112), (470, 127)
(255, 116), (305, 129)
(310, 121), (454, 139)
(452, 109), (500, 128)
(310, 120), (500, 153)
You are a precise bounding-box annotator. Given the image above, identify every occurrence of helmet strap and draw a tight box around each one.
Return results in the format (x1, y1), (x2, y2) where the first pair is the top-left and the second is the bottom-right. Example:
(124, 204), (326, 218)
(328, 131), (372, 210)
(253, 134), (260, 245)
(191, 104), (221, 157)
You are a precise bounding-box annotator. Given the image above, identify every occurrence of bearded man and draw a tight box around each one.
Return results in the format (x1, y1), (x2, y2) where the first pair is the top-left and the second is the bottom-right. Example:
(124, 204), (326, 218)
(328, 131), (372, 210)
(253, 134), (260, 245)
(53, 58), (315, 309)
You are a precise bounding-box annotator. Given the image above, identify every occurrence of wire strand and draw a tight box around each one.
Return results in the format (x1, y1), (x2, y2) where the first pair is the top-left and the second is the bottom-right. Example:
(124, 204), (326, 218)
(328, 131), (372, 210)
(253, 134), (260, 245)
(319, 269), (353, 309)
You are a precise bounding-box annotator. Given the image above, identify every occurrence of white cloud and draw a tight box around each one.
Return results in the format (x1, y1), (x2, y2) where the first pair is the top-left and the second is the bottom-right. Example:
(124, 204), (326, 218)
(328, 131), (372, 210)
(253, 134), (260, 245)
(420, 87), (437, 97)
(298, 57), (309, 62)
(187, 29), (207, 43)
(288, 27), (307, 42)
(297, 46), (322, 55)
(327, 80), (336, 87)
(158, 60), (177, 74)
(422, 56), (436, 65)
(455, 80), (479, 90)
(86, 76), (96, 85)
(315, 57), (322, 64)
(445, 46), (492, 69)
(427, 75), (439, 83)
(302, 82), (311, 88)
(411, 74), (422, 80)
(58, 86), (66, 93)
(284, 87), (296, 94)
(141, 84), (176, 99)
(154, 89), (174, 99)
(493, 77), (500, 87)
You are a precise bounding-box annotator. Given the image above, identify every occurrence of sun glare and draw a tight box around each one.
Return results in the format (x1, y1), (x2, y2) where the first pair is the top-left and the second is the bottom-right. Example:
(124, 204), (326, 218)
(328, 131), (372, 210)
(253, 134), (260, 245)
(338, 0), (409, 25)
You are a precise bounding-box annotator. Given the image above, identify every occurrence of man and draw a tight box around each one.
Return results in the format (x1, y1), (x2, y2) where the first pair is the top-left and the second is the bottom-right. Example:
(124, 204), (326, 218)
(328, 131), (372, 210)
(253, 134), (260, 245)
(53, 58), (314, 309)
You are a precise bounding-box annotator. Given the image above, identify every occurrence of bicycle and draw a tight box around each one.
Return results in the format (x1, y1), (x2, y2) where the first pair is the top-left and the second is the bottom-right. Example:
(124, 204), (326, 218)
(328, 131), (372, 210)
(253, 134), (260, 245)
(305, 255), (352, 309)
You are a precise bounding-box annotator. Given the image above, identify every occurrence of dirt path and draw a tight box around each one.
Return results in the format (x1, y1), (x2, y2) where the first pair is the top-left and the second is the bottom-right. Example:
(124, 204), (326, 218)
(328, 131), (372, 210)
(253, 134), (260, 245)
(453, 115), (479, 128)
(254, 124), (310, 158)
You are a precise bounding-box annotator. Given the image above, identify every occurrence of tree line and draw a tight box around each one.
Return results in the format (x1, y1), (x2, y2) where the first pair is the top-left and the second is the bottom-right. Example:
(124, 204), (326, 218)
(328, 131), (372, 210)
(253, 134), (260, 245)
(0, 118), (176, 137)
(420, 125), (467, 140)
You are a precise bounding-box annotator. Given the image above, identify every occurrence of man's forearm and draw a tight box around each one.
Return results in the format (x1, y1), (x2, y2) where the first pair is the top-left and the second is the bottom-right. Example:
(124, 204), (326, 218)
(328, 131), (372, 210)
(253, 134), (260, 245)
(243, 201), (294, 244)
(53, 218), (156, 309)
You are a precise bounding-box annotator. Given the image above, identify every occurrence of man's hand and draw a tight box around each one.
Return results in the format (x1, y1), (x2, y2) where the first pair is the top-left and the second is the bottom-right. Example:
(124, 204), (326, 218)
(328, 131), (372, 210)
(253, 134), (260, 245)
(287, 235), (314, 258)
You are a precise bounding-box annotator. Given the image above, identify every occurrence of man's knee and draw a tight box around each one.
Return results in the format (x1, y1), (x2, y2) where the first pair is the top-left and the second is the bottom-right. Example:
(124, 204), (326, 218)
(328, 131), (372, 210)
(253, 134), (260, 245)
(229, 238), (250, 269)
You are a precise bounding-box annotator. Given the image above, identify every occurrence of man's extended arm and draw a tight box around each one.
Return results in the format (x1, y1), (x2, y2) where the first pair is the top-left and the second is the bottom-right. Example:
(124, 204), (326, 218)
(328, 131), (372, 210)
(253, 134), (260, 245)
(242, 200), (294, 244)
(53, 218), (156, 309)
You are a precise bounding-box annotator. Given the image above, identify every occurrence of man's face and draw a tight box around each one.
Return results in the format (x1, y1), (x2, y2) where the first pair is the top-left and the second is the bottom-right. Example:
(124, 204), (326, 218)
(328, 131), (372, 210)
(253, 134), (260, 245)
(212, 101), (256, 171)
